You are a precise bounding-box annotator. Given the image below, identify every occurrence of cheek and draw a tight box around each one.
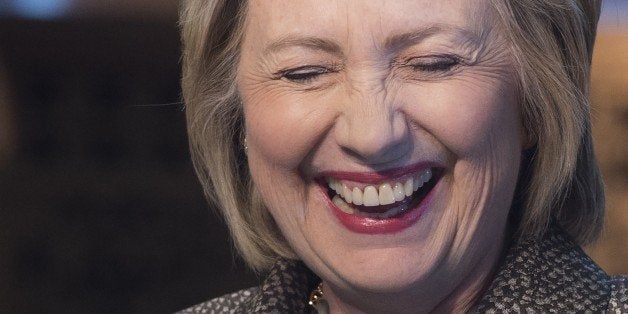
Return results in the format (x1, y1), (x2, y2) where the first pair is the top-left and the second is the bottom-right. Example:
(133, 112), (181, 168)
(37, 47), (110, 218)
(405, 78), (521, 158)
(242, 85), (336, 171)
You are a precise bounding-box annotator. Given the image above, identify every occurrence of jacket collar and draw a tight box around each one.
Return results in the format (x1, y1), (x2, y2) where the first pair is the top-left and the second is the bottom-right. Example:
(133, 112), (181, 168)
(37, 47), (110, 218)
(243, 258), (319, 313)
(247, 225), (611, 312)
(474, 225), (610, 312)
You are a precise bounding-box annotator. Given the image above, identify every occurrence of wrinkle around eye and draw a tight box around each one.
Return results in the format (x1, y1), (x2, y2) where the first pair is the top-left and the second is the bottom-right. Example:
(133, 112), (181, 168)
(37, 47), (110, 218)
(271, 71), (341, 92)
(393, 42), (512, 84)
(273, 65), (333, 83)
(239, 69), (339, 98)
(395, 64), (464, 82)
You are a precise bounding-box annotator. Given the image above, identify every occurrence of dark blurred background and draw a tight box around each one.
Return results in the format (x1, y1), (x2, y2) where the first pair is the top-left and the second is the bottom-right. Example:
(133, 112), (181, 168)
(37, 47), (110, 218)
(0, 1), (257, 313)
(0, 1), (625, 313)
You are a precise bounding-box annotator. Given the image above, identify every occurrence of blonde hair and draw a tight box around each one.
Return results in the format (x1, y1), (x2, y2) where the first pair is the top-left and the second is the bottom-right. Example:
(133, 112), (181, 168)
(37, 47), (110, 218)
(180, 0), (604, 272)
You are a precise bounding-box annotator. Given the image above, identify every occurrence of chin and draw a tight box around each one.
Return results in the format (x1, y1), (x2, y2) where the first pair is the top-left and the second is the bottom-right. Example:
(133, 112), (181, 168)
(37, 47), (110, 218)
(326, 237), (453, 293)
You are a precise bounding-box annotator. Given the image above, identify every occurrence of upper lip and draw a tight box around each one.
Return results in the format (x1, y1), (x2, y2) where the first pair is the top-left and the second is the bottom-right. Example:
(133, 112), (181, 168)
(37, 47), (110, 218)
(318, 161), (439, 185)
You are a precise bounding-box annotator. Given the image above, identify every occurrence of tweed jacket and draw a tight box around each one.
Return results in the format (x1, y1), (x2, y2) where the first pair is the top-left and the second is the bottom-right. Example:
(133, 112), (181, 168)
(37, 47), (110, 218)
(179, 226), (628, 313)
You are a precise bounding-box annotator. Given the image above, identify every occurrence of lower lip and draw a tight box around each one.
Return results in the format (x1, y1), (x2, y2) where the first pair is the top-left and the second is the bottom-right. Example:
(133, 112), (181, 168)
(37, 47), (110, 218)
(323, 179), (439, 234)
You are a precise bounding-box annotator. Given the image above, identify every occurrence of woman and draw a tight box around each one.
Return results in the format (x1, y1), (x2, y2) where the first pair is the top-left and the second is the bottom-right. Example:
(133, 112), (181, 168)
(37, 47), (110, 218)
(178, 0), (627, 312)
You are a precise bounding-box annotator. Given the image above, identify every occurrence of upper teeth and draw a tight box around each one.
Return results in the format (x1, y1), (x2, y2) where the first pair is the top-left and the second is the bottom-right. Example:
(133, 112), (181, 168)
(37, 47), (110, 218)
(327, 168), (433, 207)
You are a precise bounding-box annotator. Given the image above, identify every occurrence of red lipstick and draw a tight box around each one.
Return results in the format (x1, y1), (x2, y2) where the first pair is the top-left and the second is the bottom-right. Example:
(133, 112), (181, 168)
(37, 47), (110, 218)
(320, 162), (438, 184)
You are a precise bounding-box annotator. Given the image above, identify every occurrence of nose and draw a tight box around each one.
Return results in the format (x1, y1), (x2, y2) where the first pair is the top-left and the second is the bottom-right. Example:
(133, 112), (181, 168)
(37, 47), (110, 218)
(335, 85), (411, 165)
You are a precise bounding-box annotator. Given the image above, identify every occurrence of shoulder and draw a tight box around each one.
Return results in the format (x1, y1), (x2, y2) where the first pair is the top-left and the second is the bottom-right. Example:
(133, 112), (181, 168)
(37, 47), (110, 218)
(476, 225), (619, 312)
(609, 276), (628, 313)
(176, 287), (258, 313)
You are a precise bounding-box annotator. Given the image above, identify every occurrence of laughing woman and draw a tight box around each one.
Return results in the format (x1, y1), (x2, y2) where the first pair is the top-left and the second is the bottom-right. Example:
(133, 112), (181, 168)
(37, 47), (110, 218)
(178, 0), (627, 312)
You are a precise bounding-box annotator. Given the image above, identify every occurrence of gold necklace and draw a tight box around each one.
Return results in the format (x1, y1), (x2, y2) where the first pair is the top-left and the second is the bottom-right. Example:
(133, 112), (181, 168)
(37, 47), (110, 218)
(309, 282), (329, 313)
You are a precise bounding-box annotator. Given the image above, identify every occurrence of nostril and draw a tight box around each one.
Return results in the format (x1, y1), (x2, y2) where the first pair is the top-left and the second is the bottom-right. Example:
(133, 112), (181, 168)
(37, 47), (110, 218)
(338, 116), (413, 165)
(334, 96), (413, 164)
(340, 139), (411, 165)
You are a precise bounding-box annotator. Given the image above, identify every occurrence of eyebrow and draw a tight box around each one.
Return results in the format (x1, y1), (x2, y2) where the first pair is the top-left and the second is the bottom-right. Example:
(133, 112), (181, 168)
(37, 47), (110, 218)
(264, 36), (342, 56)
(263, 24), (480, 57)
(384, 24), (481, 53)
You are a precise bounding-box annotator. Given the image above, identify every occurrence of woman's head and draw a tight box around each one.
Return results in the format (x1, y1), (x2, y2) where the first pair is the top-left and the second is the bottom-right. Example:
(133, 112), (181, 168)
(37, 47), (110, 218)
(180, 0), (603, 283)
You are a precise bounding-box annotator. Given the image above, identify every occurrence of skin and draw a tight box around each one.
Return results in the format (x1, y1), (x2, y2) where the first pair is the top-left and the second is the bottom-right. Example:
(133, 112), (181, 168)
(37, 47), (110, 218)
(238, 0), (524, 312)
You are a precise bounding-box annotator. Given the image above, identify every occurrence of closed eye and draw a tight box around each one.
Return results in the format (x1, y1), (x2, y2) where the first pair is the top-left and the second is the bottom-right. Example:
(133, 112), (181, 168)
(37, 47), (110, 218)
(275, 65), (333, 83)
(406, 55), (460, 72)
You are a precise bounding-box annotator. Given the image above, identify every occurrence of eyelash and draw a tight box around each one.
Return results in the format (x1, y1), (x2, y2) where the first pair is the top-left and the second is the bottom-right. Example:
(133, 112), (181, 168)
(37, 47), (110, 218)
(276, 65), (333, 83)
(276, 55), (461, 84)
(406, 55), (461, 72)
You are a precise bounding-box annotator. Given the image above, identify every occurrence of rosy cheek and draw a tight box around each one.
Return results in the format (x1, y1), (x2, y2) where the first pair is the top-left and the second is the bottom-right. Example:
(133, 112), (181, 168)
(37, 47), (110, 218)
(243, 90), (334, 169)
(405, 80), (519, 157)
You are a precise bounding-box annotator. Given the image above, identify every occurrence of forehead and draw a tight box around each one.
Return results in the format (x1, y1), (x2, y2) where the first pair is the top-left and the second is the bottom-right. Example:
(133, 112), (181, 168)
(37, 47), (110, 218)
(243, 0), (492, 46)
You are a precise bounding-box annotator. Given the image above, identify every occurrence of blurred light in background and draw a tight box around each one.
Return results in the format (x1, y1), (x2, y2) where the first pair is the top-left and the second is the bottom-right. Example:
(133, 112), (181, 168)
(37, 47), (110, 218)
(601, 0), (628, 29)
(0, 0), (72, 19)
(0, 0), (178, 19)
(0, 0), (624, 24)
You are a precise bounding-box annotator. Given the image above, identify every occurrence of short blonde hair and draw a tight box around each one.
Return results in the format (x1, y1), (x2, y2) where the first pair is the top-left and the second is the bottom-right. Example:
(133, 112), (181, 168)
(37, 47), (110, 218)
(180, 0), (604, 272)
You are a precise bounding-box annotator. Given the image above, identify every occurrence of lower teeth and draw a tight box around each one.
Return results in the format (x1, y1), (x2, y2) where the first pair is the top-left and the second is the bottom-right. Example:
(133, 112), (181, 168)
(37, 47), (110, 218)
(332, 195), (407, 218)
(332, 195), (355, 214)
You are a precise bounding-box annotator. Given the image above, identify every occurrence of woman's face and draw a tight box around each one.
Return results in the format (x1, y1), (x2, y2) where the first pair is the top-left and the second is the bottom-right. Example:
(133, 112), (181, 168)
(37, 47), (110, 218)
(238, 0), (523, 310)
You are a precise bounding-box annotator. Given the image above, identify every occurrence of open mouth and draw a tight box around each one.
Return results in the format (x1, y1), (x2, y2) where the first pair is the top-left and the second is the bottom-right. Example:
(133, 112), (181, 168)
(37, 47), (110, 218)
(323, 167), (443, 220)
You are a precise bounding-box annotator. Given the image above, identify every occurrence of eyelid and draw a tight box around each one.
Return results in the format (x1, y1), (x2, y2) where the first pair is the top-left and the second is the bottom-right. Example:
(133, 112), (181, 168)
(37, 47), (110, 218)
(393, 53), (467, 76)
(272, 63), (342, 84)
(274, 65), (329, 77)
(404, 54), (461, 65)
